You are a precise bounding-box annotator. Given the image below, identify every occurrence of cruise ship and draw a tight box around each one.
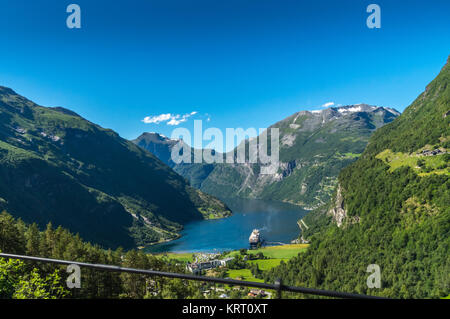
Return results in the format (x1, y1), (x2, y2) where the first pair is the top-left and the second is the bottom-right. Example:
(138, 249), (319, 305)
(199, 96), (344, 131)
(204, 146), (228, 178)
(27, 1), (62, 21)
(249, 229), (262, 248)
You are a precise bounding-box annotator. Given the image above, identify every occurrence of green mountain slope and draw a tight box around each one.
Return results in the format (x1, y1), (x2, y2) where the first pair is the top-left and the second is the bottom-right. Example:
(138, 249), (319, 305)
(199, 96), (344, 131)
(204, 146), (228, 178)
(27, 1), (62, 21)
(132, 132), (217, 189)
(0, 87), (230, 249)
(135, 105), (398, 208)
(265, 56), (450, 298)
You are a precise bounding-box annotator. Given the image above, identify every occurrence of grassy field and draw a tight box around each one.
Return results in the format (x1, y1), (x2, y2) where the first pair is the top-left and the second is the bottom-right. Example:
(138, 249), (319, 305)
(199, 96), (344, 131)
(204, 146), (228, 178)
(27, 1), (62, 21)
(226, 269), (264, 283)
(225, 244), (309, 259)
(154, 252), (195, 263)
(248, 258), (289, 270)
(376, 149), (449, 176)
(250, 244), (309, 258)
(225, 244), (309, 283)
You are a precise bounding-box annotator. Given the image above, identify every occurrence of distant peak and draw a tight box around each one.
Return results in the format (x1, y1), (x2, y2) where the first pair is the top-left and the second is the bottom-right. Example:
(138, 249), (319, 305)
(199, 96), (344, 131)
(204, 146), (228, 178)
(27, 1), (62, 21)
(308, 104), (400, 116)
(334, 104), (374, 113)
(137, 132), (181, 143)
(309, 104), (375, 114)
(141, 131), (169, 139)
(0, 86), (18, 96)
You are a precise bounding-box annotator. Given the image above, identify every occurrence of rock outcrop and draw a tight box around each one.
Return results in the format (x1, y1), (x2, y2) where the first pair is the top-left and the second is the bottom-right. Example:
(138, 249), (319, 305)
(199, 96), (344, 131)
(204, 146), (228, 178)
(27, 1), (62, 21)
(328, 184), (347, 227)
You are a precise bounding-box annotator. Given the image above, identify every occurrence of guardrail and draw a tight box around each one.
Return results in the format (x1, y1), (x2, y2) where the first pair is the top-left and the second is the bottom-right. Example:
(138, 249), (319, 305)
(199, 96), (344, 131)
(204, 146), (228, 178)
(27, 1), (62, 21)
(0, 253), (384, 299)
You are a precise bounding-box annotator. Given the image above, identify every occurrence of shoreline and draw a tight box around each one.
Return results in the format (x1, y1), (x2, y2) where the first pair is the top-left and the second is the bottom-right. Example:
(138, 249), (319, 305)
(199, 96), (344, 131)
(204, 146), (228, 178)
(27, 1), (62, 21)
(142, 197), (310, 253)
(139, 234), (182, 250)
(140, 208), (232, 250)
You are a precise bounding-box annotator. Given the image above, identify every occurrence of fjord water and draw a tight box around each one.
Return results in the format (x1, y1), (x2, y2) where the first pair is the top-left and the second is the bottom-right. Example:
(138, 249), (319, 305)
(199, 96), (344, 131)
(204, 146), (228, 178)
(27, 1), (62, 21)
(145, 198), (308, 253)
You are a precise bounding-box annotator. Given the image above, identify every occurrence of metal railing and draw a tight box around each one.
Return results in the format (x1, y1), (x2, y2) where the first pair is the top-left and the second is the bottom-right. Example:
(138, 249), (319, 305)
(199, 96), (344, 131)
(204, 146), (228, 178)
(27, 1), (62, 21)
(0, 252), (384, 299)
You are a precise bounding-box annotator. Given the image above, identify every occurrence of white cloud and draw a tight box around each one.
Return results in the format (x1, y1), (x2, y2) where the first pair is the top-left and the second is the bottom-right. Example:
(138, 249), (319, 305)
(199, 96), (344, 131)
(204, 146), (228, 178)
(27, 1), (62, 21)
(142, 111), (197, 126)
(142, 113), (172, 124)
(321, 102), (335, 108)
(167, 117), (188, 126)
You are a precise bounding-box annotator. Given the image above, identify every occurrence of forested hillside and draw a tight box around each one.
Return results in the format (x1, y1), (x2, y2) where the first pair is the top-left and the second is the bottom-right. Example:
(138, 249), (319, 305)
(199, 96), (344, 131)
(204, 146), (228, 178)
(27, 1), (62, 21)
(265, 56), (450, 298)
(0, 212), (204, 299)
(0, 87), (230, 249)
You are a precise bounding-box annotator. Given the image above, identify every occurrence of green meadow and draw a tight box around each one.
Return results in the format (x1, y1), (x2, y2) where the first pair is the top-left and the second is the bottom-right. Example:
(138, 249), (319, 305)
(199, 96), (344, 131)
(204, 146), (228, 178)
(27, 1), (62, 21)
(376, 149), (449, 176)
(248, 258), (289, 270)
(226, 269), (265, 283)
(225, 244), (309, 283)
(155, 252), (195, 263)
(225, 244), (309, 259)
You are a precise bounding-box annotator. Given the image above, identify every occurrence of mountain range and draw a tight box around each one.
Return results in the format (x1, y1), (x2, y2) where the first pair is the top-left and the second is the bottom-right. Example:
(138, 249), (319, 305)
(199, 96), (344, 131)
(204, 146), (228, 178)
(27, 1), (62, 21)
(134, 104), (400, 208)
(0, 87), (231, 249)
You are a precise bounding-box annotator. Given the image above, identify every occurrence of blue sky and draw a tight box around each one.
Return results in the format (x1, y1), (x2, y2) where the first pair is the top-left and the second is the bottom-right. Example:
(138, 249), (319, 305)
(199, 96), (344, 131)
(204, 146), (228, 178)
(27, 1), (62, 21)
(0, 0), (449, 150)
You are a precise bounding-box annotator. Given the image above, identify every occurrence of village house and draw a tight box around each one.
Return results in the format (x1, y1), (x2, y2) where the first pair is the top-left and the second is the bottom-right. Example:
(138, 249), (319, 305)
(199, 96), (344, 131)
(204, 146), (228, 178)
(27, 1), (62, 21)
(186, 257), (234, 273)
(418, 149), (444, 156)
(248, 289), (267, 298)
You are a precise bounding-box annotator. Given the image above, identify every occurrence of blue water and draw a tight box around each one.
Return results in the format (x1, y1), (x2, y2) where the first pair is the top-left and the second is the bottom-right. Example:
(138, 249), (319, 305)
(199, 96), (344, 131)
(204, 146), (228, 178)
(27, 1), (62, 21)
(144, 198), (307, 253)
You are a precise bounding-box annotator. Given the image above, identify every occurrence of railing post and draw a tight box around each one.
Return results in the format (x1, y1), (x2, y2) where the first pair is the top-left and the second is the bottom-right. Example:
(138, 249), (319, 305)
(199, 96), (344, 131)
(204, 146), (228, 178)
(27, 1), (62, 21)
(274, 279), (282, 299)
